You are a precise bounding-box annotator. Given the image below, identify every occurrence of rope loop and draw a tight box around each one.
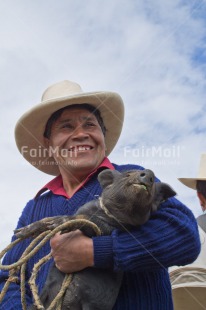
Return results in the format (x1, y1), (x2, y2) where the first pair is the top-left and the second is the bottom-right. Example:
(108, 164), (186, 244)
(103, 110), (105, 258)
(0, 218), (101, 309)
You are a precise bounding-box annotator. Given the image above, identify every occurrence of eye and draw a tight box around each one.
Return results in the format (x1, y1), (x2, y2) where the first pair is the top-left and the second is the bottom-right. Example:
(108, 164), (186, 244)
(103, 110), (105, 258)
(125, 173), (131, 177)
(61, 123), (73, 129)
(85, 122), (96, 127)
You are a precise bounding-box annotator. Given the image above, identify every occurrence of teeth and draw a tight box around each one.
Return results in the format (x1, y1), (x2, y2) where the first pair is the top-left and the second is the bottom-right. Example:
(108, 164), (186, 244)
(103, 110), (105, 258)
(69, 146), (91, 151)
(78, 146), (90, 151)
(133, 184), (147, 191)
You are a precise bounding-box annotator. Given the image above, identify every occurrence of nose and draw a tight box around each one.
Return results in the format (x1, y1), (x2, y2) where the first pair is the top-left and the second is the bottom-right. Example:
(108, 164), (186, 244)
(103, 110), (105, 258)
(72, 126), (89, 140)
(139, 169), (154, 186)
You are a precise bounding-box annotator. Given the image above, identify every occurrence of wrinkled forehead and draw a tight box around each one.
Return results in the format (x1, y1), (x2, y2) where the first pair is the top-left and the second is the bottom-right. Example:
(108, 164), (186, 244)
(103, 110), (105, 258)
(56, 107), (98, 122)
(44, 103), (106, 139)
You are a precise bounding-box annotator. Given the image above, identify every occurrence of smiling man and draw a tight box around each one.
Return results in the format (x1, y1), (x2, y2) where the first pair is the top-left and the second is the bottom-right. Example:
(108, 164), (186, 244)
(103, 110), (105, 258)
(0, 80), (201, 309)
(44, 105), (106, 197)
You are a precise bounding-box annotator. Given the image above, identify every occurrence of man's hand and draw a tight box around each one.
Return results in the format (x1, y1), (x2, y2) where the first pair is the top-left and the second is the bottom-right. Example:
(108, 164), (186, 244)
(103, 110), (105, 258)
(50, 230), (94, 274)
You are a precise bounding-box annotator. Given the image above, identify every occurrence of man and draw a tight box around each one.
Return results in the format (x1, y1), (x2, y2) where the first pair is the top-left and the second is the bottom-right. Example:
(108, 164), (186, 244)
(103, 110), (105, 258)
(179, 153), (206, 232)
(0, 80), (200, 309)
(170, 153), (206, 309)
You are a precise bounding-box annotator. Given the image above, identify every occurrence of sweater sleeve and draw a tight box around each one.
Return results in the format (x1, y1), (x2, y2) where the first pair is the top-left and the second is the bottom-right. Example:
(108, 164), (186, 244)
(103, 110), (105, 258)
(93, 197), (201, 272)
(0, 200), (35, 309)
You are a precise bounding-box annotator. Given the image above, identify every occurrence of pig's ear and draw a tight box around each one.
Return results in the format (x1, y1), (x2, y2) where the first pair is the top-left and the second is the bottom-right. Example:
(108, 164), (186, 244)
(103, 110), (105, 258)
(98, 169), (121, 189)
(152, 182), (176, 212)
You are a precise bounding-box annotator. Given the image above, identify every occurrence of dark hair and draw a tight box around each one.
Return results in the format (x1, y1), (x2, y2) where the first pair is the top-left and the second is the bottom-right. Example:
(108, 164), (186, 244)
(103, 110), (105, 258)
(44, 104), (106, 138)
(196, 180), (206, 199)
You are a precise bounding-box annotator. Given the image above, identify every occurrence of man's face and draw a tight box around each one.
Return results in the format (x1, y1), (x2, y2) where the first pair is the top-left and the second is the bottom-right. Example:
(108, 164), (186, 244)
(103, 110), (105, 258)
(45, 107), (106, 175)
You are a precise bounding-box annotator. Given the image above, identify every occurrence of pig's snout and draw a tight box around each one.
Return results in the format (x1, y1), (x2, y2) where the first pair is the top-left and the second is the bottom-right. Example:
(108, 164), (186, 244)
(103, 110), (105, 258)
(139, 170), (154, 186)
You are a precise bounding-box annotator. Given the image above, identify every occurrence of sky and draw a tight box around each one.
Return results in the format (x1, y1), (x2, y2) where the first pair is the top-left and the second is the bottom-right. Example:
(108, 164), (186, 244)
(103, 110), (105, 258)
(1, 0), (206, 248)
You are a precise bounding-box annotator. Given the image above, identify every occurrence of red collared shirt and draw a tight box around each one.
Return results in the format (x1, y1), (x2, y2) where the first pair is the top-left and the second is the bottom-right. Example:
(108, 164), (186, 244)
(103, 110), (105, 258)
(36, 157), (114, 199)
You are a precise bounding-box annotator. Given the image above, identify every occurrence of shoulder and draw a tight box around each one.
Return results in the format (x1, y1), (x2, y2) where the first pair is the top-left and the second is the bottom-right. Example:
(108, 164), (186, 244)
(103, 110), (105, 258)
(112, 163), (160, 182)
(112, 163), (145, 172)
(197, 214), (206, 233)
(19, 191), (63, 223)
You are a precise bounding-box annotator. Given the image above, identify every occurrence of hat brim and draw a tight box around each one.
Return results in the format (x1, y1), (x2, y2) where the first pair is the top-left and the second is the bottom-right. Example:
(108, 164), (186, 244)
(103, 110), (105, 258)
(178, 178), (206, 190)
(15, 91), (124, 175)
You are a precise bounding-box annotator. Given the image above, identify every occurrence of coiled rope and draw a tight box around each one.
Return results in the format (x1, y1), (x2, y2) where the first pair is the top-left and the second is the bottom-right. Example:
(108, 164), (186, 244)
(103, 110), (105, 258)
(0, 219), (101, 310)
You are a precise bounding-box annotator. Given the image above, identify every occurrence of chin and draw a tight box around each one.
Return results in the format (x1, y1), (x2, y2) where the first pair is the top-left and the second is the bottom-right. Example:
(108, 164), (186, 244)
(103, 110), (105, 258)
(75, 155), (102, 166)
(66, 158), (93, 168)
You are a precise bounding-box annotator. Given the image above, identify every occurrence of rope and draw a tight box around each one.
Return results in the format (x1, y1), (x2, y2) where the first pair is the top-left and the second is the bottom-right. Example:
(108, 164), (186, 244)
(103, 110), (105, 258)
(99, 197), (116, 220)
(0, 218), (101, 309)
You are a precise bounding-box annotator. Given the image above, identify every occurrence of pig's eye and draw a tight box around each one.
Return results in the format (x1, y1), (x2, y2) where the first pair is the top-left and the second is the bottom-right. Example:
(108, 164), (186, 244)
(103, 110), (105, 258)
(125, 173), (132, 177)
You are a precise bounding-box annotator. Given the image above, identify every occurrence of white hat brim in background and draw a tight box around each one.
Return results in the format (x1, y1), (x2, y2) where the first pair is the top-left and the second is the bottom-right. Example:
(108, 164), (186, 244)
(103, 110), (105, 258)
(178, 153), (206, 190)
(15, 81), (124, 175)
(178, 178), (206, 190)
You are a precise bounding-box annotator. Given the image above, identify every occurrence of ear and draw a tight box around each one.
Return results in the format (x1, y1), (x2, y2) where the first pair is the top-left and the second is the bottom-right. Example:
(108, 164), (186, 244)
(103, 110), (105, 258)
(43, 138), (54, 157)
(157, 182), (176, 200)
(197, 191), (204, 204)
(44, 137), (50, 148)
(98, 169), (121, 189)
(197, 192), (206, 211)
(152, 182), (176, 212)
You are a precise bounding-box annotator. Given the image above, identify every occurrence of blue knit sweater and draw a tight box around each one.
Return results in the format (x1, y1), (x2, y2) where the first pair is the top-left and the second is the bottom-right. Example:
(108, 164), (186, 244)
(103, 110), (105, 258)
(0, 164), (200, 309)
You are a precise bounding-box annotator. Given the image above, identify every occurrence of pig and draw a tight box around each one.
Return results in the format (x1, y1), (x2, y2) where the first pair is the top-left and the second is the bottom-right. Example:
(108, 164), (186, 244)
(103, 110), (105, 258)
(15, 169), (176, 310)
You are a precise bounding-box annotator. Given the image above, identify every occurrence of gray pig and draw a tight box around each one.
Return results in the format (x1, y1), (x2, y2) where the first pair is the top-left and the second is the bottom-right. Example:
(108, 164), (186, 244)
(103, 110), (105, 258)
(15, 169), (176, 310)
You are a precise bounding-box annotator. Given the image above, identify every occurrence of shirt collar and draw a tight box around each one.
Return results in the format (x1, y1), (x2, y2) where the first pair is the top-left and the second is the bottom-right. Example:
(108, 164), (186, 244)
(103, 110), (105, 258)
(35, 157), (114, 199)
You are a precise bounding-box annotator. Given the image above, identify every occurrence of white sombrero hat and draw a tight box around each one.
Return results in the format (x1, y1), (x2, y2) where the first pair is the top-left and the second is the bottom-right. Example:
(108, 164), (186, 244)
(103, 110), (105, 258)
(15, 80), (124, 175)
(178, 154), (206, 189)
